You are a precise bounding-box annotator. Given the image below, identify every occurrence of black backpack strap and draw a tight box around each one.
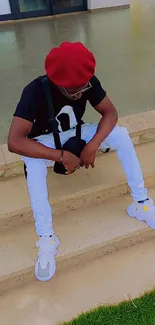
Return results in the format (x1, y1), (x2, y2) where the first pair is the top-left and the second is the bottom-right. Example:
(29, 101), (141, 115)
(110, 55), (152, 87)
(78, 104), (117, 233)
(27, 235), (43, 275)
(76, 123), (82, 139)
(42, 76), (62, 150)
(42, 76), (83, 148)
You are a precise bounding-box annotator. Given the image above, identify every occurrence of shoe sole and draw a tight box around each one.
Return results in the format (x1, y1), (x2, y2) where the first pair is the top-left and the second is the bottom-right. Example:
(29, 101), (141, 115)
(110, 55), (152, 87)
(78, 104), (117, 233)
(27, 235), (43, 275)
(35, 270), (56, 282)
(35, 261), (56, 282)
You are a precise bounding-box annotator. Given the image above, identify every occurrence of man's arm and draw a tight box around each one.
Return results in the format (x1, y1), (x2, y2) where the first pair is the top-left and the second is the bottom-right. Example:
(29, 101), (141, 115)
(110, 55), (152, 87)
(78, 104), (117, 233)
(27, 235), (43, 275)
(91, 95), (118, 148)
(8, 117), (62, 162)
(8, 81), (62, 161)
(8, 117), (80, 173)
(80, 96), (118, 168)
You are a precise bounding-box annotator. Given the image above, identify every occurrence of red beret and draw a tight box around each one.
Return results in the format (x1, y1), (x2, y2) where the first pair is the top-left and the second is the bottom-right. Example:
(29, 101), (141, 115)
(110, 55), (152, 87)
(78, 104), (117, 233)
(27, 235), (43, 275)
(45, 42), (96, 88)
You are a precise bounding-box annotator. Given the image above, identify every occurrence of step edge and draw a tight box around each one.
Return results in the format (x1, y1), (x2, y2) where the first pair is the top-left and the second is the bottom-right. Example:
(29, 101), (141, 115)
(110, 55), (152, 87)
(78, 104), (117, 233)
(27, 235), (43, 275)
(1, 172), (155, 232)
(0, 182), (128, 231)
(0, 226), (153, 294)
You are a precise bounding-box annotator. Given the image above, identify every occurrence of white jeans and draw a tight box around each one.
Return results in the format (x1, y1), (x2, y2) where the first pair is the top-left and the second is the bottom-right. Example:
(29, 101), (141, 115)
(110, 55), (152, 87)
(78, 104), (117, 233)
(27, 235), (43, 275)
(23, 124), (148, 237)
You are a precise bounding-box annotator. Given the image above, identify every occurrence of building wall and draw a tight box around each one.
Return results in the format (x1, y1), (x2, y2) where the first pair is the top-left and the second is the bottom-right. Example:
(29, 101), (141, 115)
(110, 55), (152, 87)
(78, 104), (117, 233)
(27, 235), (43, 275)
(88, 0), (130, 10)
(0, 0), (11, 15)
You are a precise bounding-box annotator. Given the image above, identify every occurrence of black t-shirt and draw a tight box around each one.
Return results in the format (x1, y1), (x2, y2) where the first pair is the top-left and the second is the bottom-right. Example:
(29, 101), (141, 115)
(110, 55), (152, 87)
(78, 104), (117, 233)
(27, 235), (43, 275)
(14, 75), (106, 139)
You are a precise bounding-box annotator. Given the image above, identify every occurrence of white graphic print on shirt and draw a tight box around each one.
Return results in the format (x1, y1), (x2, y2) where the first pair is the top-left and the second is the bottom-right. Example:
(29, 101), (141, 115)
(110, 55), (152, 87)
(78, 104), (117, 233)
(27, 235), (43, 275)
(56, 105), (78, 132)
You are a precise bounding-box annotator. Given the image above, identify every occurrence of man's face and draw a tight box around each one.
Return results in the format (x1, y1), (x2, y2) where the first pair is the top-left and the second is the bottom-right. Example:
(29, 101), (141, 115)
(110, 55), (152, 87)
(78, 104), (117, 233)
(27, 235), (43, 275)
(59, 82), (92, 100)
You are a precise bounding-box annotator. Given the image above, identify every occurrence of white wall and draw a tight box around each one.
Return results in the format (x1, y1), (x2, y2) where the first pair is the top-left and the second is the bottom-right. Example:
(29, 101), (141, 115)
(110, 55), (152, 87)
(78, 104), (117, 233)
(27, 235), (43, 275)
(88, 0), (130, 10)
(0, 0), (11, 15)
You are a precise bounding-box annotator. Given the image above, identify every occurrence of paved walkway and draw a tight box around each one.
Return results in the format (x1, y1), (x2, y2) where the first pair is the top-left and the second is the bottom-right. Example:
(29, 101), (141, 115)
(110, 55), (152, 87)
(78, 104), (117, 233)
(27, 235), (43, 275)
(0, 0), (155, 144)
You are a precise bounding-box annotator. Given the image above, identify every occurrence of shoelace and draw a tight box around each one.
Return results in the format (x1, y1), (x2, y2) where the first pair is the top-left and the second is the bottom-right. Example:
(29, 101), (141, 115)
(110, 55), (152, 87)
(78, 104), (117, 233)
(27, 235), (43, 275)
(138, 198), (149, 204)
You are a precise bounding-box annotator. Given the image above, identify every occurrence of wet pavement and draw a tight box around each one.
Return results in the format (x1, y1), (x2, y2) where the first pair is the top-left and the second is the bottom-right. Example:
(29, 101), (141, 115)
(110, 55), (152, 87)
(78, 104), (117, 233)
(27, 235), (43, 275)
(0, 0), (155, 144)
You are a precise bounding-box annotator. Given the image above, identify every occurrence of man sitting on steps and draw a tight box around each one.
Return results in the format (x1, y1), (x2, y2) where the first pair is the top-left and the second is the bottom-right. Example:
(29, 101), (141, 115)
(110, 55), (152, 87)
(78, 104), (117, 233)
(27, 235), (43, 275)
(8, 41), (155, 282)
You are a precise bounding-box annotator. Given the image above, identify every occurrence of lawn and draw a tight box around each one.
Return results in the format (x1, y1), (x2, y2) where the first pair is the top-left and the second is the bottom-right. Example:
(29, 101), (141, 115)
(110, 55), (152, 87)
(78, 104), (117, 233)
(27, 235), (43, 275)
(62, 291), (155, 325)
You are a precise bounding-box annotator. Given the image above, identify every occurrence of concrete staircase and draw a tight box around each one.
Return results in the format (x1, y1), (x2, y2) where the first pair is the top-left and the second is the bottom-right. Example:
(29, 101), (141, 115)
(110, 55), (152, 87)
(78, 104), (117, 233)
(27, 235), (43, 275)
(1, 111), (155, 324)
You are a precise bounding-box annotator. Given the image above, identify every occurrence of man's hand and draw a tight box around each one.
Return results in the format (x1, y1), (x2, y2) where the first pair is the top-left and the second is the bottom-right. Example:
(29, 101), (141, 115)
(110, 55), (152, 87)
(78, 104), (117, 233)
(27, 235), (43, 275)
(80, 141), (98, 169)
(62, 151), (80, 175)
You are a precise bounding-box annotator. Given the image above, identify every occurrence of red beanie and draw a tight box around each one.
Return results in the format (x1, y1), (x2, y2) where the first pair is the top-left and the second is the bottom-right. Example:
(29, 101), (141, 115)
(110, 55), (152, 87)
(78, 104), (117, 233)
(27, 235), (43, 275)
(45, 42), (96, 88)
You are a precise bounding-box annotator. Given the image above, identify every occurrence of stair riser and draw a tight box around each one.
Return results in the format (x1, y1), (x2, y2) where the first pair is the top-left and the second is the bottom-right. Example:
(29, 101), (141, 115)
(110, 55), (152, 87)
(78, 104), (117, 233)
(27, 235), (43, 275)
(0, 227), (154, 295)
(1, 173), (155, 233)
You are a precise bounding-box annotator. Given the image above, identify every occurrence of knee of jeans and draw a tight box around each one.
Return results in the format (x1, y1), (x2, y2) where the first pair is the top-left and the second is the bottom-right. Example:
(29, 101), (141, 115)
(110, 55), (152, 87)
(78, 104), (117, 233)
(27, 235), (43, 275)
(24, 158), (47, 178)
(81, 123), (98, 143)
(109, 126), (130, 150)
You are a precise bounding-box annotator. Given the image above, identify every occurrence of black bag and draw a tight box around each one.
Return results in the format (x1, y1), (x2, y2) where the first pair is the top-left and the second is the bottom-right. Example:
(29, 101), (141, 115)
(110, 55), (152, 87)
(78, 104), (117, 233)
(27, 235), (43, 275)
(42, 76), (86, 175)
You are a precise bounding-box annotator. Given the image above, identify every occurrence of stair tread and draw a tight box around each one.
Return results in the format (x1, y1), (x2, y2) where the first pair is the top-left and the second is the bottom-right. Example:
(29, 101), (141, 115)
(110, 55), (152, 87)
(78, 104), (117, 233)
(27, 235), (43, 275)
(1, 238), (155, 325)
(1, 188), (155, 279)
(1, 141), (155, 219)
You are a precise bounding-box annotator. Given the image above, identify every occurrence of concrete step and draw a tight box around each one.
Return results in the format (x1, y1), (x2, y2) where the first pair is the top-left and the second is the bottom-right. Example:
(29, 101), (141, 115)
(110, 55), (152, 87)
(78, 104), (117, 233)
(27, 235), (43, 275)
(1, 141), (155, 232)
(0, 188), (155, 294)
(1, 111), (155, 180)
(1, 238), (155, 325)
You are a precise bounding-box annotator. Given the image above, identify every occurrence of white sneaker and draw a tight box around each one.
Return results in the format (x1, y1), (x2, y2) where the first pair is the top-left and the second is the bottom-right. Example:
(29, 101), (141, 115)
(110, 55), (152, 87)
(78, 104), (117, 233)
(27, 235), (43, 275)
(127, 198), (155, 229)
(35, 235), (59, 282)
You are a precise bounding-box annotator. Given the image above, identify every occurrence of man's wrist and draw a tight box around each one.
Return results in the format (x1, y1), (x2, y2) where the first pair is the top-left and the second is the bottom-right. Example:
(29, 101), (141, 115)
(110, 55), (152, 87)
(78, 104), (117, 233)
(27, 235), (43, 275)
(90, 136), (102, 150)
(49, 149), (63, 163)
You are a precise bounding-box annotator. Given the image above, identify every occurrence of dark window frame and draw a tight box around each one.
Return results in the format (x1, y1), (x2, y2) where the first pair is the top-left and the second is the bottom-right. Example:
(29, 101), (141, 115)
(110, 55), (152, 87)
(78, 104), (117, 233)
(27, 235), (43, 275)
(53, 0), (87, 14)
(9, 0), (51, 20)
(0, 0), (87, 21)
(0, 0), (13, 21)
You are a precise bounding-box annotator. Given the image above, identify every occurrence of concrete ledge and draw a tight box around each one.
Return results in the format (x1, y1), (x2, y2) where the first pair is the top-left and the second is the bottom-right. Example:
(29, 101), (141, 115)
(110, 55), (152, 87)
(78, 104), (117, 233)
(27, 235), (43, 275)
(1, 111), (155, 180)
(0, 11), (87, 25)
(88, 4), (130, 12)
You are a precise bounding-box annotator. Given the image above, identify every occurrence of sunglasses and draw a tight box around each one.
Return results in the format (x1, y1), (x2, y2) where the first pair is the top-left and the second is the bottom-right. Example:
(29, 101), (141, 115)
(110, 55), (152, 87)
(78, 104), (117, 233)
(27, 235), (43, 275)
(63, 81), (92, 98)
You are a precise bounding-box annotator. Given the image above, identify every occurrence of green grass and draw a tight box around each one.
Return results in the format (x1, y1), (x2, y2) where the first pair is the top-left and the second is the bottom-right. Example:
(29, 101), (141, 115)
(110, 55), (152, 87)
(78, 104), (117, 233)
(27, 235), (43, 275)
(61, 291), (155, 325)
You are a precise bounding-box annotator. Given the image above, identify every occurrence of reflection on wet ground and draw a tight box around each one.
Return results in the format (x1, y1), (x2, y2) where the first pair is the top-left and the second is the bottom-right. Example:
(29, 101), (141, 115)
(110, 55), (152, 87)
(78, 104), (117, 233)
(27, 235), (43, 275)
(0, 0), (155, 144)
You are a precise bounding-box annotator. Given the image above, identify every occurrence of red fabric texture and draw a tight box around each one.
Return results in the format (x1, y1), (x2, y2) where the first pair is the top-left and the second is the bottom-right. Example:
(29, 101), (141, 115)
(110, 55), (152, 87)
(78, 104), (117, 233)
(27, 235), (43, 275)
(45, 42), (96, 88)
